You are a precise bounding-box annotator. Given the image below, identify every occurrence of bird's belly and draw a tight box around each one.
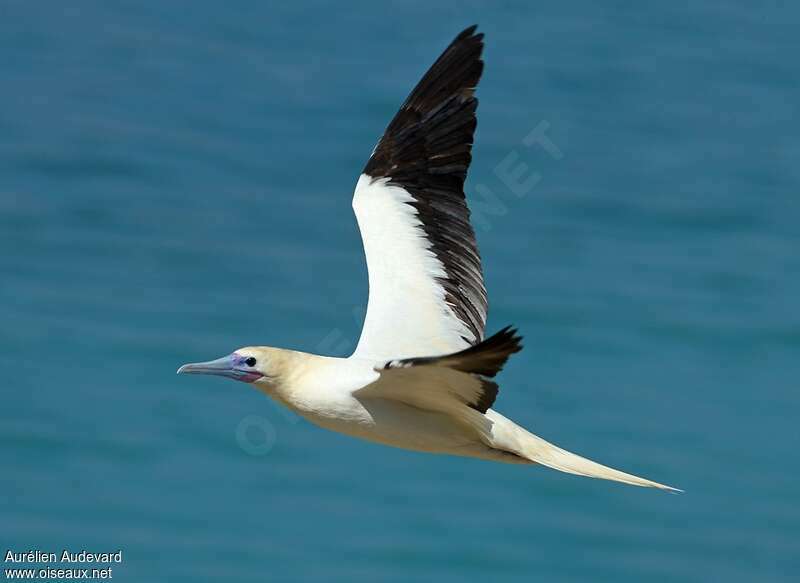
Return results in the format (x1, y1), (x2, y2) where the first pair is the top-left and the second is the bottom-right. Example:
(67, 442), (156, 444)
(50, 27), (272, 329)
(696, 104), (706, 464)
(297, 396), (479, 454)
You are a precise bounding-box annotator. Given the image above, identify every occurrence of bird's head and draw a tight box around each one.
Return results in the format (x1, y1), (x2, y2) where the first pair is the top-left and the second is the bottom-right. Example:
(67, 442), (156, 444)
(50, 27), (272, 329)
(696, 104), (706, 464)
(177, 347), (281, 387)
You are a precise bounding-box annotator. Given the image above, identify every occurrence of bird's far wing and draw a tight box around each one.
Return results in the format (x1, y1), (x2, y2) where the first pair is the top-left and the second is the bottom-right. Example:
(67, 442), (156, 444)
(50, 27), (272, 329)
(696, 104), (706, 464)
(354, 363), (495, 443)
(355, 327), (522, 439)
(351, 26), (487, 361)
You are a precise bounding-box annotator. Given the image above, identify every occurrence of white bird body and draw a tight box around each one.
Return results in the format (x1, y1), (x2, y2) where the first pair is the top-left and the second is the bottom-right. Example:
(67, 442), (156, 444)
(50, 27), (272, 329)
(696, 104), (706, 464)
(179, 26), (679, 492)
(237, 347), (678, 488)
(248, 352), (504, 461)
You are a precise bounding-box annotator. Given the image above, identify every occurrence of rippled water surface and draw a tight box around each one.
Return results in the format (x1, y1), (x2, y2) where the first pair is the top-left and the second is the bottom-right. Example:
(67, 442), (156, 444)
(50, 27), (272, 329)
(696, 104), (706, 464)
(2, 2), (799, 581)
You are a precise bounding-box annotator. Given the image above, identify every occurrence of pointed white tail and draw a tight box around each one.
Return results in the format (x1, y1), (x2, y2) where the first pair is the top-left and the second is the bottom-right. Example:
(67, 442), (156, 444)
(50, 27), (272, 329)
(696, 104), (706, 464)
(486, 410), (681, 492)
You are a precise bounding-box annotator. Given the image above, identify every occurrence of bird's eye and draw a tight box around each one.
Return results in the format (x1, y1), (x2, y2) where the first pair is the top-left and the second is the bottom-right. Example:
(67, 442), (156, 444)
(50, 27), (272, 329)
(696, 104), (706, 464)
(245, 357), (257, 367)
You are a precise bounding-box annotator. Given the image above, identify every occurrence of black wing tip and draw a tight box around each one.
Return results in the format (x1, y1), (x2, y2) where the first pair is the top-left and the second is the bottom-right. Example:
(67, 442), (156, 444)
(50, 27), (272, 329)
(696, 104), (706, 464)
(460, 325), (523, 377)
(487, 325), (524, 354)
(447, 324), (524, 378)
(454, 25), (482, 43)
(447, 26), (484, 68)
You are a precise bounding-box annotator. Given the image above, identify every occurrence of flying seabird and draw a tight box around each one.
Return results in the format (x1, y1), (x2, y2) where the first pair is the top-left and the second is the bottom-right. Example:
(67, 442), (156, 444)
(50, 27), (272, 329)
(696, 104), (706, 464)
(179, 26), (678, 491)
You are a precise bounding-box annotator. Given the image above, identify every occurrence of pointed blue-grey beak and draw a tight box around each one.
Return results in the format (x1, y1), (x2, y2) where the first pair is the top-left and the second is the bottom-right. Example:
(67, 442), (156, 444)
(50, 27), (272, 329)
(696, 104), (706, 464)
(177, 354), (262, 383)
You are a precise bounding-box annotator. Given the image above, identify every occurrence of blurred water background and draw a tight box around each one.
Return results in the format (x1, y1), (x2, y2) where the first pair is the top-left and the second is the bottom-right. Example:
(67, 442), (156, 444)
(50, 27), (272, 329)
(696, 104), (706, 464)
(2, 1), (799, 581)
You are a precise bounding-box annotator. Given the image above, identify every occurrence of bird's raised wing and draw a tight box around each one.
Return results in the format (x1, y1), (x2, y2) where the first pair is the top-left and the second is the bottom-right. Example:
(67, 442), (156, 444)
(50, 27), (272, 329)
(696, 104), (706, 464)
(351, 26), (487, 361)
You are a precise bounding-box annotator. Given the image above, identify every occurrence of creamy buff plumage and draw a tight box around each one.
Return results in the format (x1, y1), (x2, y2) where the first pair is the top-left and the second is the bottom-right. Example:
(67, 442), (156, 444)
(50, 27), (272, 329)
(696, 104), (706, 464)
(178, 26), (679, 492)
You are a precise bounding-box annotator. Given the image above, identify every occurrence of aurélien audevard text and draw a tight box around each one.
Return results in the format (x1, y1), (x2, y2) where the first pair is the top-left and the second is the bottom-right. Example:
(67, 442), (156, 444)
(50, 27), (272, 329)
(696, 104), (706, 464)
(5, 550), (123, 564)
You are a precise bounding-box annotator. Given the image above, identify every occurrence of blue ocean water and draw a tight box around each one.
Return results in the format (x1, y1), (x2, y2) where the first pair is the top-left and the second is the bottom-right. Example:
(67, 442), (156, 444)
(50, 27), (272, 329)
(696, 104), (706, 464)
(2, 1), (799, 581)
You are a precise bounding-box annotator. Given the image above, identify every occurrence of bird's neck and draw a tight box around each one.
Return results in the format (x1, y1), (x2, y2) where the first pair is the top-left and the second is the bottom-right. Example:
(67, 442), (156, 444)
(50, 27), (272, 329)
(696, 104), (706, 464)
(251, 351), (380, 420)
(251, 349), (343, 403)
